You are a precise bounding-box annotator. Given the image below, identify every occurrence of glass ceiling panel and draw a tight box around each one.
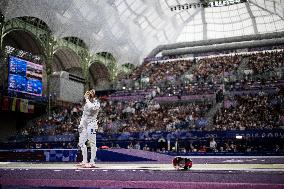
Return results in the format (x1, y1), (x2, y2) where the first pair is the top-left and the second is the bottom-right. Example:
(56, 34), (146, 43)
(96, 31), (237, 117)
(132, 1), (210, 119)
(0, 0), (283, 65)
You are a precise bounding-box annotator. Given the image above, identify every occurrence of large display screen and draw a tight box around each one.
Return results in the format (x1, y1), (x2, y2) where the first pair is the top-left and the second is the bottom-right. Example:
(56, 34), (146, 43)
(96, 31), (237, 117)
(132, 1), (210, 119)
(8, 56), (43, 96)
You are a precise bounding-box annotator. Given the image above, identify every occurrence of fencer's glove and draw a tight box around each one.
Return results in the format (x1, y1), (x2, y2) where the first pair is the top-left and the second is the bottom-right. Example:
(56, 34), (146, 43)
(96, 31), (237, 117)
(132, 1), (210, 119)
(84, 91), (90, 99)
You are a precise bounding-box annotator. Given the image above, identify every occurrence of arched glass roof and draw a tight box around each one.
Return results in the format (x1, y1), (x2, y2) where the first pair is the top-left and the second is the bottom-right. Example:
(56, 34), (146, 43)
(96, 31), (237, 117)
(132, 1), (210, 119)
(1, 0), (284, 65)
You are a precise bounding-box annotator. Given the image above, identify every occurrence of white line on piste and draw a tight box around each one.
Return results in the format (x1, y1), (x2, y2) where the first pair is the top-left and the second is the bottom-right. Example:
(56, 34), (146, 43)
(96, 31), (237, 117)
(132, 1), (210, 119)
(0, 162), (10, 165)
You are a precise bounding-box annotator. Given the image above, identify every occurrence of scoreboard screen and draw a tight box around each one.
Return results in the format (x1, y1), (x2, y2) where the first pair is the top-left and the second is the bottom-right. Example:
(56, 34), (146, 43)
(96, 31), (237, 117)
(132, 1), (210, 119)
(8, 56), (43, 96)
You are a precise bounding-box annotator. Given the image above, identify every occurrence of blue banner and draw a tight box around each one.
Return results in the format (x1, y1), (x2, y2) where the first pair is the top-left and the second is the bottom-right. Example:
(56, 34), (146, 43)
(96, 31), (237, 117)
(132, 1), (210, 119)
(31, 130), (284, 142)
(97, 129), (284, 141)
(32, 134), (75, 142)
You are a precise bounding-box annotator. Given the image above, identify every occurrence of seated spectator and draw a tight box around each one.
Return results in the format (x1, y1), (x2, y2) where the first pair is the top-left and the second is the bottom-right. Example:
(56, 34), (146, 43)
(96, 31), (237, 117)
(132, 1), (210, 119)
(209, 138), (217, 152)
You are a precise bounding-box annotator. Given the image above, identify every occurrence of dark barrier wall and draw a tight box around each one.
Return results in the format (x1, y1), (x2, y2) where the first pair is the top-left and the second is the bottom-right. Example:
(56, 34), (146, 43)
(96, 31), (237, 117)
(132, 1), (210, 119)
(0, 112), (17, 142)
(0, 110), (44, 142)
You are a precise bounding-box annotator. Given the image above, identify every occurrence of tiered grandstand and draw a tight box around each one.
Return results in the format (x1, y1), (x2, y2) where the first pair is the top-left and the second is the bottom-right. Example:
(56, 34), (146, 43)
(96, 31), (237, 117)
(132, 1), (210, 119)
(0, 1), (284, 188)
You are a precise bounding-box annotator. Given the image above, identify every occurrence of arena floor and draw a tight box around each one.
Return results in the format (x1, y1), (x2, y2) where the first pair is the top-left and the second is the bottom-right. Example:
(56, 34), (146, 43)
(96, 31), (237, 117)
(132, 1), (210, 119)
(0, 156), (284, 189)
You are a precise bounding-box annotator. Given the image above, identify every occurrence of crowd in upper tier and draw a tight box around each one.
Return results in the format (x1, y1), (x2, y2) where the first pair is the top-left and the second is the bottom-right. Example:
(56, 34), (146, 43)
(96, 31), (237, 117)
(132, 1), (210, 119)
(128, 59), (193, 84)
(118, 50), (284, 88)
(246, 51), (284, 75)
(192, 55), (242, 82)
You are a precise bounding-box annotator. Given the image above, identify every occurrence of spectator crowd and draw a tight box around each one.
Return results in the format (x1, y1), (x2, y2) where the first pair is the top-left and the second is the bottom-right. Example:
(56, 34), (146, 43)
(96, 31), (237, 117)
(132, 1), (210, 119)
(192, 55), (242, 82)
(246, 51), (284, 74)
(14, 49), (284, 145)
(127, 59), (193, 84)
(98, 99), (211, 133)
(20, 104), (82, 138)
(214, 92), (284, 131)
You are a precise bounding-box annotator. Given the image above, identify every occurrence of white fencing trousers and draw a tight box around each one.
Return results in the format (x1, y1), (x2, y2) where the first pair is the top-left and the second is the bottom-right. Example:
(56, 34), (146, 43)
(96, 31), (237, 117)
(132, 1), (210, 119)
(78, 126), (97, 164)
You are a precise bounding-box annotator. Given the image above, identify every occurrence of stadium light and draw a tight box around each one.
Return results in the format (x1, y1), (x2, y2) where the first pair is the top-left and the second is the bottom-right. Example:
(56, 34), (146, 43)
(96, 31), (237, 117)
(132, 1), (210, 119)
(236, 135), (243, 139)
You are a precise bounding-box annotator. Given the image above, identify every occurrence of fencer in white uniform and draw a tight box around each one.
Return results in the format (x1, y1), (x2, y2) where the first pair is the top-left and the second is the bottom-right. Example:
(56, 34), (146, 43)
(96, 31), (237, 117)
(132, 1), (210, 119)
(78, 90), (100, 167)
